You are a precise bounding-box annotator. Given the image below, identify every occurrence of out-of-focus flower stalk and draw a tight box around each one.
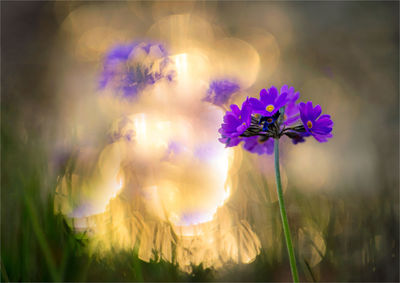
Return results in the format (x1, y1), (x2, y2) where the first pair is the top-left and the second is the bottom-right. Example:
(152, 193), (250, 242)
(274, 107), (299, 282)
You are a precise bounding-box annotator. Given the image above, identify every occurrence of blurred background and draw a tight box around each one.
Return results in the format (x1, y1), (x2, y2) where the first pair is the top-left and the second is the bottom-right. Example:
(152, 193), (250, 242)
(1, 1), (399, 282)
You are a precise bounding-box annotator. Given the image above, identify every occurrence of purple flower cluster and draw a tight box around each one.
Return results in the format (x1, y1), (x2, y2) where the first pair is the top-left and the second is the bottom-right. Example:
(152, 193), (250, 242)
(99, 41), (175, 99)
(218, 85), (333, 154)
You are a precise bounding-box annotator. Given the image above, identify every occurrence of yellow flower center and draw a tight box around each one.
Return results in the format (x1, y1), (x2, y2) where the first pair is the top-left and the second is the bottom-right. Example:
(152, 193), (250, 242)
(266, 104), (275, 112)
(307, 121), (313, 129)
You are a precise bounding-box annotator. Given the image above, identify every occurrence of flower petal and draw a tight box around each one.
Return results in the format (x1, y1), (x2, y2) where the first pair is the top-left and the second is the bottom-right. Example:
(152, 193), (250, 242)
(259, 89), (269, 104)
(313, 133), (332, 143)
(275, 92), (288, 109)
(265, 86), (278, 104)
(236, 123), (248, 133)
(248, 97), (265, 112)
(280, 85), (289, 94)
(318, 114), (331, 120)
(299, 102), (308, 124)
(230, 104), (241, 116)
(306, 101), (314, 118)
(312, 125), (332, 135)
(312, 104), (322, 120)
(265, 139), (274, 155)
(291, 91), (300, 102)
(284, 114), (300, 125)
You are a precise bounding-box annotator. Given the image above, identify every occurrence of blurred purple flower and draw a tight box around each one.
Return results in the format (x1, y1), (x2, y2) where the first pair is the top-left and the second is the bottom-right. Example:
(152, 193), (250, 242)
(203, 79), (240, 106)
(299, 101), (333, 142)
(248, 86), (288, 116)
(285, 131), (309, 144)
(99, 41), (175, 99)
(108, 116), (135, 142)
(161, 141), (184, 161)
(280, 85), (301, 126)
(243, 136), (274, 155)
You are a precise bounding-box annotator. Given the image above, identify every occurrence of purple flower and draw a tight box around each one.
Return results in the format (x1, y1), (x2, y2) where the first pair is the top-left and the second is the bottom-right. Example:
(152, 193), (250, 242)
(299, 101), (333, 142)
(243, 136), (274, 155)
(281, 85), (300, 103)
(280, 85), (301, 126)
(99, 41), (175, 99)
(248, 86), (289, 116)
(218, 136), (243, 147)
(203, 80), (240, 106)
(218, 99), (252, 147)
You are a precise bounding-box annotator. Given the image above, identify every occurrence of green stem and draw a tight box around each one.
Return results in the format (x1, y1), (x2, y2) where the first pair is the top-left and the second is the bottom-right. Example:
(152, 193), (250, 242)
(274, 138), (299, 282)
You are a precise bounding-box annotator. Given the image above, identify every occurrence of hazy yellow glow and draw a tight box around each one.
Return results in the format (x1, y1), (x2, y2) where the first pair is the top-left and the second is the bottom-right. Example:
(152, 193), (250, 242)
(54, 8), (264, 272)
(111, 173), (124, 199)
(175, 53), (188, 76)
(211, 37), (260, 89)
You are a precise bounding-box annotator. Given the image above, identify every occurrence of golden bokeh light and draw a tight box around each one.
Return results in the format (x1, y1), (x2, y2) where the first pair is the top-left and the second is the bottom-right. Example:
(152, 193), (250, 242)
(54, 10), (264, 268)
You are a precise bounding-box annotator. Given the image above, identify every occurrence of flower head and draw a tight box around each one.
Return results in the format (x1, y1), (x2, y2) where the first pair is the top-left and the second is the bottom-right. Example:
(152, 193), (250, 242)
(218, 85), (333, 154)
(248, 86), (289, 116)
(299, 101), (333, 142)
(99, 41), (175, 99)
(203, 79), (240, 106)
